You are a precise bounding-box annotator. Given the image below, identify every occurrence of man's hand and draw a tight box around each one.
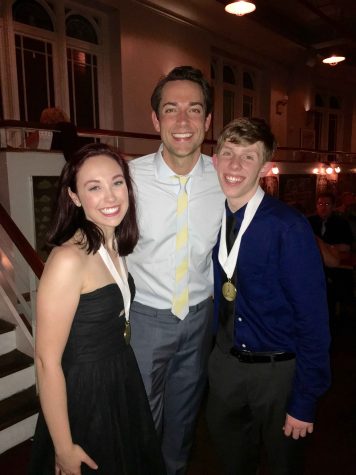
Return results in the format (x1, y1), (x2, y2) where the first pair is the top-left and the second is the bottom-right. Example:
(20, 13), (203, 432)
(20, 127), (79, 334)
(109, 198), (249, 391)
(283, 414), (314, 439)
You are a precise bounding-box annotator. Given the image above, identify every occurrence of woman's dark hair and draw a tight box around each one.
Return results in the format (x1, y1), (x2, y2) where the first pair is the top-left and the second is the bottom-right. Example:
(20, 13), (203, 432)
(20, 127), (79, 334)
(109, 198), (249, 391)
(151, 65), (213, 117)
(47, 143), (139, 256)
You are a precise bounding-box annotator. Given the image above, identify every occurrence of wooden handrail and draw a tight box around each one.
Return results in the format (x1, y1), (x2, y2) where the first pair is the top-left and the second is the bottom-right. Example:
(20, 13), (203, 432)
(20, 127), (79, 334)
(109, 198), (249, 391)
(0, 202), (44, 279)
(1, 119), (355, 162)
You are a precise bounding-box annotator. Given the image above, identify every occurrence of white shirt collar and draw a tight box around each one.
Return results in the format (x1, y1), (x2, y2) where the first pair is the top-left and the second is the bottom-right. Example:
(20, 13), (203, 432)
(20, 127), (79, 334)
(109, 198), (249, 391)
(155, 143), (204, 181)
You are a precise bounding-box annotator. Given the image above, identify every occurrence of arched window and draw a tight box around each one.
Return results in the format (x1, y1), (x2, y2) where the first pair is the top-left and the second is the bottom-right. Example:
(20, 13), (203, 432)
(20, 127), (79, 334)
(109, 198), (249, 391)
(12, 0), (54, 31)
(66, 14), (98, 44)
(243, 71), (254, 90)
(66, 14), (100, 128)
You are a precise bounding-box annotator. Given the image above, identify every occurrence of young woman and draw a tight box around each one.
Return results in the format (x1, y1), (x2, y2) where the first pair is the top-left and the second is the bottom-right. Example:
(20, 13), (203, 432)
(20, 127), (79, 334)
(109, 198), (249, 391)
(29, 143), (165, 475)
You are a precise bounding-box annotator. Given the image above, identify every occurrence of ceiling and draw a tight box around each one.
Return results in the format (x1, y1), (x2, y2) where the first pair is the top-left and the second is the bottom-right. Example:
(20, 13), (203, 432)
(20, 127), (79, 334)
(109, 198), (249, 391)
(216, 0), (356, 67)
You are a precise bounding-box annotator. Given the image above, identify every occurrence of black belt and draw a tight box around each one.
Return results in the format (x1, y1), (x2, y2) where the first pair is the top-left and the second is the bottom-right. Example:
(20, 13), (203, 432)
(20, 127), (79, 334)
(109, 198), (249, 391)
(230, 348), (295, 363)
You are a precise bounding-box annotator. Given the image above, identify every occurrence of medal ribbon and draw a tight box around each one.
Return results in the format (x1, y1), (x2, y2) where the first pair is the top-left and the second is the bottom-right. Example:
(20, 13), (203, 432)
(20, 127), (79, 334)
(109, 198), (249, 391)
(218, 186), (265, 279)
(98, 244), (131, 321)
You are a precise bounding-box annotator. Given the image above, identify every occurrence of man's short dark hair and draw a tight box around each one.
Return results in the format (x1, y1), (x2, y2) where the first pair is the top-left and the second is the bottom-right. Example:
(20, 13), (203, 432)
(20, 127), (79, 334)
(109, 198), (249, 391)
(316, 192), (336, 205)
(151, 66), (212, 117)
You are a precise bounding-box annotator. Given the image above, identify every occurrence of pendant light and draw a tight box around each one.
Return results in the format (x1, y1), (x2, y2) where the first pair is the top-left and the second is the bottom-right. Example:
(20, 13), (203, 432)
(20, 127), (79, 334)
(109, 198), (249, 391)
(322, 55), (345, 66)
(225, 1), (256, 16)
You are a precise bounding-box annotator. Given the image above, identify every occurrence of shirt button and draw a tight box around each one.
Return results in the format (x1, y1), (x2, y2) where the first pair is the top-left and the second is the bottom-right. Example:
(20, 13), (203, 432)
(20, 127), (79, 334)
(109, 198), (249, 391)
(237, 317), (242, 322)
(242, 343), (246, 348)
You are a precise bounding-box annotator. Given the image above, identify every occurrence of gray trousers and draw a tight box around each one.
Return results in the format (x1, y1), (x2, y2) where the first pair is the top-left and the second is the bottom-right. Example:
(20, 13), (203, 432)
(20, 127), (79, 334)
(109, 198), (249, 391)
(130, 298), (214, 475)
(207, 345), (306, 475)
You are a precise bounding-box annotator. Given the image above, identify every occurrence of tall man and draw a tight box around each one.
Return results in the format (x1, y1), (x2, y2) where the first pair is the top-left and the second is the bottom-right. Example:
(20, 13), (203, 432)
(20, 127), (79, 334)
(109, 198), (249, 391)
(127, 66), (225, 475)
(207, 118), (331, 475)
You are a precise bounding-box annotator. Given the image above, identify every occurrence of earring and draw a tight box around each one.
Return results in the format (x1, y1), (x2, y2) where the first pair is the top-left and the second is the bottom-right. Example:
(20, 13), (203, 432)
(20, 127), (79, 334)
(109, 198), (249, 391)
(75, 201), (81, 207)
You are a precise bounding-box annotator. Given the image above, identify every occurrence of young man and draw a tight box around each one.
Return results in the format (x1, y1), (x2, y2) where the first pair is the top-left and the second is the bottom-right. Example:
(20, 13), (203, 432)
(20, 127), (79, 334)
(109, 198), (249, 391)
(127, 66), (225, 475)
(207, 117), (331, 475)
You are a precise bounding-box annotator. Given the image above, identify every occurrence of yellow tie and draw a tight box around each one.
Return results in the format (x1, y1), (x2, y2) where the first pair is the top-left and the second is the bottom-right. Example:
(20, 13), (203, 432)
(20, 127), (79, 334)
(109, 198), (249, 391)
(172, 175), (190, 320)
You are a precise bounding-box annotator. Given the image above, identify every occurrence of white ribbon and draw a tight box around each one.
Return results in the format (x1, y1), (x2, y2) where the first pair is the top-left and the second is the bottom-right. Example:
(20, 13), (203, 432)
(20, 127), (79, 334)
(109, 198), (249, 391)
(218, 186), (265, 279)
(98, 244), (131, 321)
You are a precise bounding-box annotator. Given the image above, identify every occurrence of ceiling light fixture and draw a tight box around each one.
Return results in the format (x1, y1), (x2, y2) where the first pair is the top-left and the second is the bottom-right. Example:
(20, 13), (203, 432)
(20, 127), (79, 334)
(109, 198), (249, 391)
(322, 55), (345, 66)
(225, 1), (256, 16)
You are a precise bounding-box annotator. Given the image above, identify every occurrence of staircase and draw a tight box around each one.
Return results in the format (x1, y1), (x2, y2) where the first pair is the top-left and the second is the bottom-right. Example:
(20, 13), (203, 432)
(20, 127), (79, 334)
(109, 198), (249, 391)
(0, 318), (38, 454)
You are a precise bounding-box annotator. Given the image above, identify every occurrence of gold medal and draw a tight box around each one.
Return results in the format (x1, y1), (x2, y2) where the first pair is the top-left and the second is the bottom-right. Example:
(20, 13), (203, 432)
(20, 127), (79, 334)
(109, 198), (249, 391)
(124, 320), (131, 345)
(222, 280), (237, 302)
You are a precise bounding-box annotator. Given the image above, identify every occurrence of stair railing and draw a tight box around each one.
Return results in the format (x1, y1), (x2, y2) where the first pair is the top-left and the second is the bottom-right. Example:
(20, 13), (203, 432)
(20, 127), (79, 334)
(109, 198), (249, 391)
(0, 203), (44, 350)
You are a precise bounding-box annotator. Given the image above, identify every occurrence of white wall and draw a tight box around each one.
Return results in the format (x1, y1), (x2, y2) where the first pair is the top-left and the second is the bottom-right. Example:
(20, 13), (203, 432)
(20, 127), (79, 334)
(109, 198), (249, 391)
(2, 150), (65, 245)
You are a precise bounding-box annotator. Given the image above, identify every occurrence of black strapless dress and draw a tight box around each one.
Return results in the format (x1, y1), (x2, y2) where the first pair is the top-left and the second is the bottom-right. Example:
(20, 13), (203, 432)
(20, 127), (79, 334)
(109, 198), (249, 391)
(29, 278), (166, 474)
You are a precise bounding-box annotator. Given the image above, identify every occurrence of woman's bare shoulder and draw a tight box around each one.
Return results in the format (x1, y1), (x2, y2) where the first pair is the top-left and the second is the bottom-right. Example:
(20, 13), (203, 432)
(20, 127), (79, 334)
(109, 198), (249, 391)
(43, 241), (88, 281)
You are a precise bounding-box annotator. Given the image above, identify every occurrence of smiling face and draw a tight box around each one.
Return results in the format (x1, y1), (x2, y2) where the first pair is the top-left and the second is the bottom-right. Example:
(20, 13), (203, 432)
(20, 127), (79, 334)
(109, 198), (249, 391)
(68, 154), (129, 235)
(152, 80), (211, 174)
(213, 141), (270, 212)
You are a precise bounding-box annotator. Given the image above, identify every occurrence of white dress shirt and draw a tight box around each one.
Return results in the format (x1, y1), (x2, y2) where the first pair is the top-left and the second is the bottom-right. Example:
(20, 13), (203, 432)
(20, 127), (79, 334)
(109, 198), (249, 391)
(127, 146), (225, 309)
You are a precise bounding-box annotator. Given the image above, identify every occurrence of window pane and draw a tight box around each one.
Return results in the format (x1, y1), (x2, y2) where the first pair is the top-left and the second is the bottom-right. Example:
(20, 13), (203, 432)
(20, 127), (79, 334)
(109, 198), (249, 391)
(66, 15), (98, 44)
(12, 0), (54, 31)
(243, 72), (254, 90)
(329, 96), (340, 109)
(22, 36), (46, 53)
(223, 65), (235, 84)
(328, 114), (337, 151)
(223, 90), (234, 126)
(243, 94), (253, 117)
(15, 34), (55, 121)
(315, 93), (324, 108)
(67, 48), (99, 128)
(314, 111), (323, 149)
(211, 63), (216, 80)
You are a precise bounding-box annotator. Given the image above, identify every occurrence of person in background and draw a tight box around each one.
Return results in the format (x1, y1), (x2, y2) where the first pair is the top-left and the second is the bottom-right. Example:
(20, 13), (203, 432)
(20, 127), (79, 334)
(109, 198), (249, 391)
(207, 117), (330, 475)
(309, 192), (354, 329)
(27, 107), (79, 161)
(127, 66), (225, 475)
(29, 143), (165, 475)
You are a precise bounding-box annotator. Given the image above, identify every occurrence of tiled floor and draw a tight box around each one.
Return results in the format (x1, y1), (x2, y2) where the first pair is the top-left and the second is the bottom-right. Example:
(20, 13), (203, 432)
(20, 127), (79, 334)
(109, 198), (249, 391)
(1, 309), (356, 475)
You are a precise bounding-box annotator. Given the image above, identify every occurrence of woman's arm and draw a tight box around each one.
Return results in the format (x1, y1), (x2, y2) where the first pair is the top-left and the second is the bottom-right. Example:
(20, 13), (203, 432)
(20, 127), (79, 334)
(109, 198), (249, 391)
(35, 246), (97, 474)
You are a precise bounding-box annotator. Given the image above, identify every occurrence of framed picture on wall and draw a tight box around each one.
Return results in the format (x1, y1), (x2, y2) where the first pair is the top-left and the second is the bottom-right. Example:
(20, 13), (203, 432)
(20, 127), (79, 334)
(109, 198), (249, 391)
(300, 129), (315, 149)
(279, 174), (317, 215)
(32, 176), (59, 261)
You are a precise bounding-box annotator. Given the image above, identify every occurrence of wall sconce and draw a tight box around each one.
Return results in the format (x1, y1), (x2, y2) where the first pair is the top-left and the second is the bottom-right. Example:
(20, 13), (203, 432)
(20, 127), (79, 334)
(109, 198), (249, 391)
(312, 164), (341, 175)
(271, 165), (279, 175)
(276, 96), (288, 115)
